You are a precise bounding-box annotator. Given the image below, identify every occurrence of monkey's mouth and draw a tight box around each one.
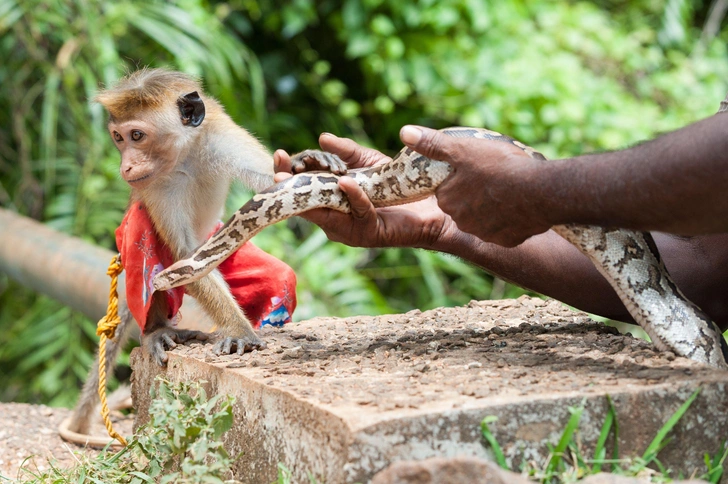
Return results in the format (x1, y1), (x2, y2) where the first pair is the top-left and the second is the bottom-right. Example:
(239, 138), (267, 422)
(127, 173), (153, 184)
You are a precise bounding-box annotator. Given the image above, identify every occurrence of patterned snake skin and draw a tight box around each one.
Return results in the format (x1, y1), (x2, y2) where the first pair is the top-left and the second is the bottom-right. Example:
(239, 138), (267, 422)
(153, 127), (728, 368)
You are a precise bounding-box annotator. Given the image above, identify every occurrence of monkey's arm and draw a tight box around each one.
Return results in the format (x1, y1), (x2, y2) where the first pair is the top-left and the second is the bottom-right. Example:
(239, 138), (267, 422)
(228, 147), (346, 192)
(140, 203), (261, 362)
(142, 292), (209, 366)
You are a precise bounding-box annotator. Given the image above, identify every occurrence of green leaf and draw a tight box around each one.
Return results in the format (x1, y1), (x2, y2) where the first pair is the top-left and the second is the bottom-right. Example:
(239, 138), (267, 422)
(547, 401), (584, 473)
(480, 416), (508, 470)
(643, 387), (700, 462)
(592, 395), (617, 473)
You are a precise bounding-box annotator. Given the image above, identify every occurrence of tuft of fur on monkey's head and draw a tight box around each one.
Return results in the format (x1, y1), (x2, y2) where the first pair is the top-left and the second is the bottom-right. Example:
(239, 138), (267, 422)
(95, 68), (204, 122)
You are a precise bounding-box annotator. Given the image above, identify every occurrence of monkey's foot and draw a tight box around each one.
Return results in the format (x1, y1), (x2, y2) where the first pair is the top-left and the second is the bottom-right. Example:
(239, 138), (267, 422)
(290, 149), (347, 175)
(212, 333), (267, 356)
(144, 327), (209, 366)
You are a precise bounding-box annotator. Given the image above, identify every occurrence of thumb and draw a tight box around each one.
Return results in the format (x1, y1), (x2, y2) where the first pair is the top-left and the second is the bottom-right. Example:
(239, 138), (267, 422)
(338, 176), (375, 219)
(273, 149), (292, 173)
(400, 125), (459, 163)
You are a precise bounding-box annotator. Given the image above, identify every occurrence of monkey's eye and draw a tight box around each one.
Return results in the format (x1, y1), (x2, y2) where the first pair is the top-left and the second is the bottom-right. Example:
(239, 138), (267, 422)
(113, 131), (123, 142)
(131, 130), (145, 141)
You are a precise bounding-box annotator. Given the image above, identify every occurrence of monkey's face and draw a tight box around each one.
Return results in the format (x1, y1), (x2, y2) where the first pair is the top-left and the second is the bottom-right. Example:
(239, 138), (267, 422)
(108, 119), (181, 190)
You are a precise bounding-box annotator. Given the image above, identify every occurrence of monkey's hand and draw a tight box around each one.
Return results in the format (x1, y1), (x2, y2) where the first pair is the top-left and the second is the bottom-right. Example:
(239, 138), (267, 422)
(287, 149), (348, 175)
(212, 331), (267, 356)
(142, 327), (209, 366)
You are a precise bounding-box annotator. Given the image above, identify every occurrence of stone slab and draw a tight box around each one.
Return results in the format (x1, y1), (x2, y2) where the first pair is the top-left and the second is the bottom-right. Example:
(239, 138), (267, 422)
(130, 296), (728, 483)
(370, 457), (708, 484)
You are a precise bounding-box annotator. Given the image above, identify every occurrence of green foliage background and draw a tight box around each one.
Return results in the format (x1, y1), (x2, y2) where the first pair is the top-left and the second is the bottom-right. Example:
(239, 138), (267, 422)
(0, 0), (726, 406)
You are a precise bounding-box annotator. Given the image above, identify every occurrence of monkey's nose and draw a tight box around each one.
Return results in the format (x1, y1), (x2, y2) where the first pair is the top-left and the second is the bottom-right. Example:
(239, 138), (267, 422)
(120, 164), (136, 181)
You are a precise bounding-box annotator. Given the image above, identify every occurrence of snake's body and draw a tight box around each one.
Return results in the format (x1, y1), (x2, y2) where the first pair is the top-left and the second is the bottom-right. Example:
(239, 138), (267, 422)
(154, 127), (728, 368)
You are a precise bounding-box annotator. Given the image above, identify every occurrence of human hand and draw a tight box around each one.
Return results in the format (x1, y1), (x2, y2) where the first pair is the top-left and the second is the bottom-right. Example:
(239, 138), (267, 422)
(399, 125), (552, 247)
(273, 133), (455, 249)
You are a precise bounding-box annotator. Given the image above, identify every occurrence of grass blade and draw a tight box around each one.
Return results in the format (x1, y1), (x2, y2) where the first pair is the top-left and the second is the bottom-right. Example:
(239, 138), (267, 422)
(642, 387), (701, 463)
(41, 70), (60, 197)
(591, 395), (616, 473)
(481, 416), (509, 470)
(547, 402), (584, 473)
(703, 440), (728, 483)
(607, 395), (620, 473)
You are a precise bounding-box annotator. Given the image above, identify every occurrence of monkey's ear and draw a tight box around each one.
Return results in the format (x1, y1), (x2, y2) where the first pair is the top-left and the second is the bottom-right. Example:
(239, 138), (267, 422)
(177, 91), (205, 127)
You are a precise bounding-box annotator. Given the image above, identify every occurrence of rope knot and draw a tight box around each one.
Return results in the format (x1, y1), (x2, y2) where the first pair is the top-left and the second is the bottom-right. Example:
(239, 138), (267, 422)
(96, 314), (119, 339)
(107, 257), (123, 278)
(96, 254), (122, 339)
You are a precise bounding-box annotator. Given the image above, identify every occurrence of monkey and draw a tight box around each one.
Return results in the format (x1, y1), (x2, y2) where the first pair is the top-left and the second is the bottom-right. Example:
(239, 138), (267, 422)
(65, 68), (344, 436)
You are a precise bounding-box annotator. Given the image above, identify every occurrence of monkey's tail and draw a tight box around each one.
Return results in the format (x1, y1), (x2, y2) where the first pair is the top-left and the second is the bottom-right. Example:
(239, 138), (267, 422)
(62, 301), (133, 440)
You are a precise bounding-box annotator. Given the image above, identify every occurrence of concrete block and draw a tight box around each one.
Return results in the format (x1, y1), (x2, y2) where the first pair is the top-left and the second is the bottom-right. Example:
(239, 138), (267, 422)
(131, 296), (728, 483)
(370, 459), (708, 484)
(370, 456), (529, 484)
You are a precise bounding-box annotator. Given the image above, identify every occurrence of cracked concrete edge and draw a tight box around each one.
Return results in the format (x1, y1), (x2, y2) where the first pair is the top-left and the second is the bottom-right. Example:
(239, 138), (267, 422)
(344, 382), (727, 482)
(370, 456), (530, 484)
(131, 349), (727, 483)
(370, 459), (708, 484)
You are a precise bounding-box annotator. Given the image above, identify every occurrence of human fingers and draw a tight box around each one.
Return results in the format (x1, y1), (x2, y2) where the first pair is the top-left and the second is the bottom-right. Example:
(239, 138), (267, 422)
(338, 176), (376, 219)
(436, 192), (547, 248)
(400, 125), (526, 167)
(273, 149), (294, 183)
(399, 125), (464, 164)
(273, 149), (293, 173)
(297, 176), (374, 227)
(480, 228), (534, 248)
(319, 133), (391, 168)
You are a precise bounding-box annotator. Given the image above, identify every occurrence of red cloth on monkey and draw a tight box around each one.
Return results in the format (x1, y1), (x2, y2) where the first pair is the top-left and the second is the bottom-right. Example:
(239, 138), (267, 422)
(115, 201), (297, 333)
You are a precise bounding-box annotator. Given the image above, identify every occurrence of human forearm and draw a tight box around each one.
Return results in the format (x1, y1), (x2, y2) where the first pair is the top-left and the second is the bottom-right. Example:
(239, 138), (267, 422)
(430, 227), (728, 329)
(538, 114), (728, 235)
(429, 227), (630, 321)
(400, 118), (728, 246)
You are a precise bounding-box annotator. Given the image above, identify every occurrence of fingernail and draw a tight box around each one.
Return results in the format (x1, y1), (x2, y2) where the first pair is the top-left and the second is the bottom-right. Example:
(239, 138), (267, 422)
(321, 132), (337, 139)
(400, 125), (422, 145)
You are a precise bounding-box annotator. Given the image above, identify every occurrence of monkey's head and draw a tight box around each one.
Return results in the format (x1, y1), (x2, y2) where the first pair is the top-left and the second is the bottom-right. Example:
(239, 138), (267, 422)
(96, 68), (207, 190)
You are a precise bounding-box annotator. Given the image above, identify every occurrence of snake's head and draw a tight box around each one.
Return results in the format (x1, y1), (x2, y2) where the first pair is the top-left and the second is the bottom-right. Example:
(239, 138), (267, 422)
(153, 263), (194, 291)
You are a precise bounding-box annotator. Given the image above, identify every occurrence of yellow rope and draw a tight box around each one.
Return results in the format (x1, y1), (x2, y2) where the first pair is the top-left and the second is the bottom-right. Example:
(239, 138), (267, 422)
(96, 254), (128, 447)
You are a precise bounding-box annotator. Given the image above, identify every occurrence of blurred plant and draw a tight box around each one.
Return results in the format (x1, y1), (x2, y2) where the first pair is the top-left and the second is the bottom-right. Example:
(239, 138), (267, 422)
(226, 0), (728, 157)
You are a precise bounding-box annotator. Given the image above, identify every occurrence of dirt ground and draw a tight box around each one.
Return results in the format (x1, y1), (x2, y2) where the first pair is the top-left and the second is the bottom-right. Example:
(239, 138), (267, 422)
(0, 402), (134, 480)
(0, 296), (710, 480)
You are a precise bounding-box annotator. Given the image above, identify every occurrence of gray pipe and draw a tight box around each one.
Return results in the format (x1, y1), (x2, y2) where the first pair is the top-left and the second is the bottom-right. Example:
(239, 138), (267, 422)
(0, 207), (213, 330)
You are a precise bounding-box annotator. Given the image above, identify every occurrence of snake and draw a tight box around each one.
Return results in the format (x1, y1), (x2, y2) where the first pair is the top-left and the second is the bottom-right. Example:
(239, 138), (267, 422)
(153, 127), (728, 369)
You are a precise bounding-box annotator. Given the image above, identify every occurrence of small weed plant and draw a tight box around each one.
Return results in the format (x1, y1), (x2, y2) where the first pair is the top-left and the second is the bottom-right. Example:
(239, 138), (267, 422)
(15, 378), (238, 484)
(274, 463), (320, 484)
(481, 388), (728, 483)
